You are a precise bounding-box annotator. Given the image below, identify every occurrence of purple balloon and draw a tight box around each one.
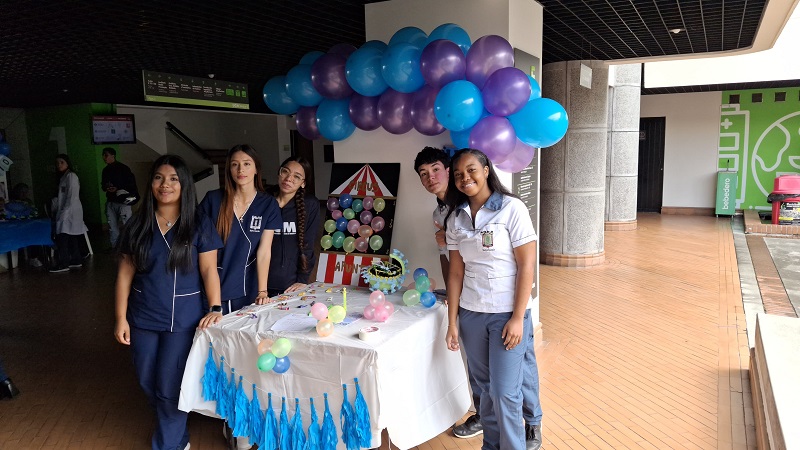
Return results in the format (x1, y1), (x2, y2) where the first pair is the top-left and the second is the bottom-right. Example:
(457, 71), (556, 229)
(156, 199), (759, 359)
(349, 94), (381, 131)
(329, 43), (358, 58)
(377, 88), (413, 134)
(362, 196), (374, 210)
(482, 67), (531, 117)
(360, 210), (373, 225)
(411, 85), (445, 136)
(495, 139), (536, 173)
(420, 39), (466, 89)
(296, 106), (320, 140)
(469, 116), (517, 164)
(347, 219), (360, 235)
(311, 53), (354, 99)
(327, 197), (340, 211)
(466, 35), (514, 90)
(331, 209), (343, 220)
(371, 216), (385, 232)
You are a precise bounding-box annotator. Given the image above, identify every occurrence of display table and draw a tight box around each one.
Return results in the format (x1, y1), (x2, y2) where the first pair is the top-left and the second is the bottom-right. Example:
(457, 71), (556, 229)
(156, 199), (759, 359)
(179, 283), (470, 450)
(0, 218), (53, 269)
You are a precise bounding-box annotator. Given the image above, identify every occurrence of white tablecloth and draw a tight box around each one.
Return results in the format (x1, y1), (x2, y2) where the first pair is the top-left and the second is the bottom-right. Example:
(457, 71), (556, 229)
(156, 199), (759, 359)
(179, 283), (470, 449)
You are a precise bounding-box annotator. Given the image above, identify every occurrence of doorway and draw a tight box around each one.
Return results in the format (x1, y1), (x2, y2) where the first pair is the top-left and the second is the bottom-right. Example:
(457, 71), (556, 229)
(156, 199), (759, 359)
(291, 130), (316, 196)
(637, 117), (665, 212)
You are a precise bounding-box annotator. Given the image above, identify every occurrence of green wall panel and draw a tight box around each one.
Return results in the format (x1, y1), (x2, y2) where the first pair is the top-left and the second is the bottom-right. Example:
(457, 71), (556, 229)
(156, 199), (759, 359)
(718, 88), (800, 211)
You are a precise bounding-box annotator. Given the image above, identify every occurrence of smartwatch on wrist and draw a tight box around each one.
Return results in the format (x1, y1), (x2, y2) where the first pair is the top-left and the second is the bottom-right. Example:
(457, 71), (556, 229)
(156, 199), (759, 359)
(210, 305), (222, 313)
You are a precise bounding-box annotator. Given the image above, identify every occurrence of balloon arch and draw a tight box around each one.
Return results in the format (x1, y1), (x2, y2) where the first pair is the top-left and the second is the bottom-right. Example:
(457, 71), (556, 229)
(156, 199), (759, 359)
(263, 24), (568, 173)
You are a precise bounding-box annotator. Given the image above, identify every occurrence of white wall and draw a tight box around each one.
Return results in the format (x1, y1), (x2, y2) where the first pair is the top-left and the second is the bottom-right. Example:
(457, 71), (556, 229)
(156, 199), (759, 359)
(640, 91), (722, 208)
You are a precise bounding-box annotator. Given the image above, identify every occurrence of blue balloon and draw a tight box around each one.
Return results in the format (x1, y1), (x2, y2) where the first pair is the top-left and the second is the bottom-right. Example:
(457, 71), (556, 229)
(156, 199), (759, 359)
(528, 75), (542, 100)
(345, 46), (389, 97)
(413, 268), (428, 279)
(434, 80), (483, 132)
(263, 76), (298, 115)
(285, 64), (323, 107)
(381, 42), (425, 93)
(0, 141), (10, 156)
(339, 193), (353, 209)
(509, 98), (569, 148)
(361, 40), (388, 52)
(336, 217), (348, 232)
(388, 26), (427, 47)
(273, 356), (291, 374)
(426, 23), (471, 55)
(450, 128), (471, 149)
(316, 98), (356, 141)
(300, 51), (325, 65)
(420, 291), (437, 308)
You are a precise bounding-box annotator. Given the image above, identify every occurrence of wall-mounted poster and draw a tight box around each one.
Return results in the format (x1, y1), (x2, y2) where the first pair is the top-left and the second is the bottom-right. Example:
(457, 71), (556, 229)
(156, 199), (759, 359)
(316, 163), (400, 287)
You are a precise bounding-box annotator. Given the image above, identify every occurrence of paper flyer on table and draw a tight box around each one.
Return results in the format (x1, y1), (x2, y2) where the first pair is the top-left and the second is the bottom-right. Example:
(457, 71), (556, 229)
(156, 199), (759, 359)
(270, 314), (318, 332)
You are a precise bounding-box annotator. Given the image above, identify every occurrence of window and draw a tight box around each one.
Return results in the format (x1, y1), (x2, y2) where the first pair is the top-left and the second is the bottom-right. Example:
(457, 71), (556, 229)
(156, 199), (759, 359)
(775, 92), (786, 102)
(729, 94), (740, 104)
(752, 93), (762, 103)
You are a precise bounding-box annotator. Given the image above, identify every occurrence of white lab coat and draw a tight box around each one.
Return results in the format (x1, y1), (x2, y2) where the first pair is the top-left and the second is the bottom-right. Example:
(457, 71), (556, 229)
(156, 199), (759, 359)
(55, 171), (88, 235)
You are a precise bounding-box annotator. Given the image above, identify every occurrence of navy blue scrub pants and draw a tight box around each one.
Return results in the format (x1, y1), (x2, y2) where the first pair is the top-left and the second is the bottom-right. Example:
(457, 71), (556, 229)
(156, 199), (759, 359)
(459, 308), (534, 450)
(131, 326), (194, 450)
(222, 295), (249, 315)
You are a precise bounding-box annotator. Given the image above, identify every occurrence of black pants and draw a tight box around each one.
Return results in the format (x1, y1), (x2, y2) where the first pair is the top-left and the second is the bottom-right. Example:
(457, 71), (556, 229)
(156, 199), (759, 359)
(55, 233), (82, 268)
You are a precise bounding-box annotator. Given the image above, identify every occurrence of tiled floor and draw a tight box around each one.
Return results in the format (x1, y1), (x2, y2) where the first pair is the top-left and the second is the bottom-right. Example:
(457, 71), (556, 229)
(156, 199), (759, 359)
(0, 213), (765, 449)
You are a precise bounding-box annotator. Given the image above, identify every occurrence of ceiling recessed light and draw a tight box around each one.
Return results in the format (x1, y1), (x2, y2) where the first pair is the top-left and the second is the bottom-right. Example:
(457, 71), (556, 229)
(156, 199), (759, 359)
(669, 28), (685, 34)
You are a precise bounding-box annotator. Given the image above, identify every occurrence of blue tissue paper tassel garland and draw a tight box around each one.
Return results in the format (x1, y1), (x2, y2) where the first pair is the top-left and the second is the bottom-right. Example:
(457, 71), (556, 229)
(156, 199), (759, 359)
(233, 376), (250, 437)
(250, 384), (265, 446)
(215, 357), (229, 419)
(321, 393), (338, 450)
(305, 398), (321, 450)
(226, 368), (238, 428)
(340, 384), (359, 450)
(202, 343), (218, 401)
(353, 378), (371, 448)
(291, 398), (307, 450)
(264, 393), (279, 450)
(280, 397), (291, 450)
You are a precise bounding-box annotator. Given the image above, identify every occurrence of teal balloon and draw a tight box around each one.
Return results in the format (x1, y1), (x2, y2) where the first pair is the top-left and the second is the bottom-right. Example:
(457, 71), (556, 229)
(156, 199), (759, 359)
(0, 142), (10, 156)
(332, 231), (345, 248)
(316, 98), (356, 141)
(257, 353), (277, 372)
(450, 127), (471, 149)
(434, 80), (483, 132)
(361, 40), (388, 52)
(426, 23), (471, 55)
(346, 46), (389, 97)
(285, 64), (323, 107)
(415, 275), (430, 292)
(352, 199), (363, 213)
(508, 98), (569, 148)
(263, 76), (298, 115)
(300, 51), (325, 65)
(388, 26), (427, 47)
(528, 75), (541, 100)
(381, 42), (425, 93)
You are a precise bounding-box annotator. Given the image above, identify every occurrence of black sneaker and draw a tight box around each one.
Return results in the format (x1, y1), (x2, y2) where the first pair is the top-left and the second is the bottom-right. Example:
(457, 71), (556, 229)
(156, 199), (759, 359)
(525, 424), (542, 450)
(0, 378), (20, 399)
(453, 414), (483, 438)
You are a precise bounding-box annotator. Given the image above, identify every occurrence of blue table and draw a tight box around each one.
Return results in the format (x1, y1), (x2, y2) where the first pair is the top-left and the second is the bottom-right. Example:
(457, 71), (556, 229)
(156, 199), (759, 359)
(0, 218), (53, 268)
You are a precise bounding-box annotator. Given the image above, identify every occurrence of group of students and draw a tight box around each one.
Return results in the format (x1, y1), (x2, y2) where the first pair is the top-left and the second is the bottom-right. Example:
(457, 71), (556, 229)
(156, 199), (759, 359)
(112, 145), (319, 450)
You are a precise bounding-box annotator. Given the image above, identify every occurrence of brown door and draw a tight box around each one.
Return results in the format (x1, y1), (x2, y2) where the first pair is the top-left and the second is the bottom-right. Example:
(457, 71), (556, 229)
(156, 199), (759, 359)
(291, 130), (315, 196)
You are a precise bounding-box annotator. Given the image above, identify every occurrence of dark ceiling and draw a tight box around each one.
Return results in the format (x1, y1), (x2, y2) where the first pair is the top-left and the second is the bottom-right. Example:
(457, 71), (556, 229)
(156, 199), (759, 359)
(0, 0), (787, 111)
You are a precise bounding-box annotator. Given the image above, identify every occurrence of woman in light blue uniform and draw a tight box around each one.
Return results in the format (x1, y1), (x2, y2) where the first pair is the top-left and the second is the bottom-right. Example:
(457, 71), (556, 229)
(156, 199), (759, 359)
(444, 149), (542, 450)
(199, 144), (282, 314)
(114, 155), (223, 450)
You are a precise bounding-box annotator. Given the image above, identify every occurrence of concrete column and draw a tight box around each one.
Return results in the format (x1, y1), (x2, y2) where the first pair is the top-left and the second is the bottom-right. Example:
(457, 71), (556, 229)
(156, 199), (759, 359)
(605, 64), (641, 231)
(540, 60), (608, 267)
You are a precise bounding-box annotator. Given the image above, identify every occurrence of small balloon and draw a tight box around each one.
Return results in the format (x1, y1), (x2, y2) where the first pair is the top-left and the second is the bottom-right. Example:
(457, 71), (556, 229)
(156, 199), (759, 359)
(359, 210), (373, 225)
(271, 338), (292, 358)
(273, 356), (291, 373)
(369, 235), (384, 251)
(465, 35), (514, 90)
(362, 196), (374, 210)
(420, 291), (437, 308)
(413, 268), (428, 279)
(316, 319), (335, 337)
(347, 219), (360, 235)
(357, 225), (373, 238)
(343, 208), (355, 220)
(331, 209), (343, 220)
(300, 51), (325, 65)
(324, 219), (337, 233)
(339, 193), (353, 208)
(328, 305), (346, 323)
(320, 235), (333, 250)
(311, 302), (329, 320)
(332, 231), (345, 249)
(351, 199), (363, 213)
(415, 275), (431, 292)
(388, 26), (428, 47)
(336, 217), (348, 232)
(434, 80), (483, 132)
(342, 236), (356, 253)
(257, 338), (274, 355)
(374, 307), (390, 322)
(363, 305), (376, 320)
(373, 198), (386, 213)
(355, 236), (369, 252)
(327, 197), (340, 211)
(257, 353), (277, 372)
(429, 277), (438, 291)
(383, 301), (395, 315)
(402, 289), (421, 306)
(263, 76), (299, 115)
(295, 106), (320, 140)
(369, 290), (386, 307)
(371, 216), (385, 232)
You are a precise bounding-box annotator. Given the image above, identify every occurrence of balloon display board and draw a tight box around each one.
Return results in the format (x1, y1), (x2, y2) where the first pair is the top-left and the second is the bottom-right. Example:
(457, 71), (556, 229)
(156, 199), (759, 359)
(316, 163), (400, 287)
(263, 23), (569, 173)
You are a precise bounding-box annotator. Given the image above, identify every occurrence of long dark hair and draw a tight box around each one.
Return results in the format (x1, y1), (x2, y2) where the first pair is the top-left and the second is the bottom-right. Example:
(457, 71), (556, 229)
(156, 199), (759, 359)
(217, 144), (264, 243)
(55, 153), (75, 173)
(444, 148), (516, 227)
(118, 154), (198, 273)
(272, 156), (313, 272)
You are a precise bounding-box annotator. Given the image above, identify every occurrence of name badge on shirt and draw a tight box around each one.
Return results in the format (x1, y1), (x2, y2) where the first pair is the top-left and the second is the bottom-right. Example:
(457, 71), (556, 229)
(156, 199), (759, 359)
(249, 216), (262, 233)
(480, 231), (494, 251)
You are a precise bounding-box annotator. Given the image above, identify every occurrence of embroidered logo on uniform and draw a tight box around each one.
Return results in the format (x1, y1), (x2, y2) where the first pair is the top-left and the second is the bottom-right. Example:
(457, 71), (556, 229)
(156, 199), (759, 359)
(281, 221), (297, 235)
(481, 231), (494, 250)
(249, 216), (262, 233)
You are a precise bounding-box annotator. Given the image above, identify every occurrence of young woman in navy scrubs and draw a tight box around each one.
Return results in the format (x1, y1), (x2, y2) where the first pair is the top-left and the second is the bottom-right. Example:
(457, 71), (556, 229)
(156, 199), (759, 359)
(199, 144), (282, 314)
(444, 149), (542, 450)
(267, 156), (321, 296)
(114, 155), (223, 450)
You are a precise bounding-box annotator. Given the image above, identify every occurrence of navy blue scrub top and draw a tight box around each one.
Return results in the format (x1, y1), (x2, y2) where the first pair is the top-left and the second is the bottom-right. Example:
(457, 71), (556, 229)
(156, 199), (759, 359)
(198, 190), (282, 302)
(126, 214), (223, 332)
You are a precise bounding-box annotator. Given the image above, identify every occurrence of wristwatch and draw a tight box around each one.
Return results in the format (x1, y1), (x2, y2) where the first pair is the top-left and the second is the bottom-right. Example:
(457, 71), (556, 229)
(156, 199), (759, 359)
(210, 305), (222, 313)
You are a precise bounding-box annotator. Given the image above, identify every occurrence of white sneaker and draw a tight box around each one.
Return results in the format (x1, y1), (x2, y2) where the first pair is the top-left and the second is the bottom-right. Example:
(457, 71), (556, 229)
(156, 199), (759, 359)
(236, 437), (252, 450)
(183, 443), (191, 450)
